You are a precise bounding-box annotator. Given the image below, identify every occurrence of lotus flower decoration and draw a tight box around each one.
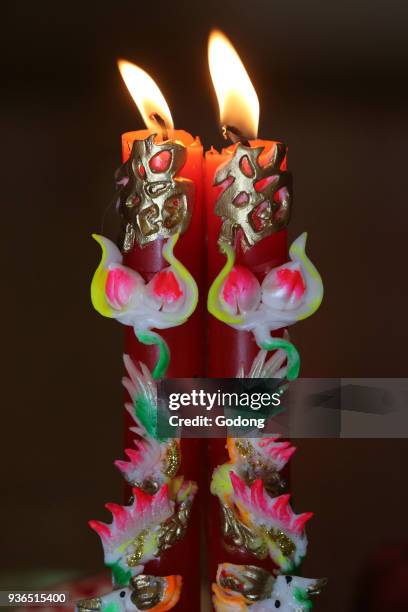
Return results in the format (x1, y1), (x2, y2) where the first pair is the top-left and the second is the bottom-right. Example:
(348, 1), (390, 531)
(91, 233), (198, 378)
(208, 233), (323, 379)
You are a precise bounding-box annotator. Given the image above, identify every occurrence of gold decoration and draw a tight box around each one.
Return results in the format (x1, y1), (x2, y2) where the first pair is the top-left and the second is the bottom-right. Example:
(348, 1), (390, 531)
(234, 439), (255, 460)
(158, 498), (193, 553)
(234, 439), (285, 497)
(264, 527), (296, 557)
(76, 598), (102, 611)
(221, 505), (296, 560)
(131, 440), (181, 494)
(139, 479), (160, 495)
(218, 565), (275, 603)
(221, 504), (268, 559)
(130, 575), (165, 610)
(117, 135), (193, 250)
(163, 440), (181, 479)
(126, 529), (148, 567)
(214, 142), (292, 250)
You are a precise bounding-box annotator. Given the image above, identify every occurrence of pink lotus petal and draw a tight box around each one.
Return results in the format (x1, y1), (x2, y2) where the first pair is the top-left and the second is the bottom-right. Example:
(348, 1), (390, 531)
(221, 266), (261, 315)
(262, 262), (306, 311)
(147, 269), (184, 312)
(105, 265), (142, 310)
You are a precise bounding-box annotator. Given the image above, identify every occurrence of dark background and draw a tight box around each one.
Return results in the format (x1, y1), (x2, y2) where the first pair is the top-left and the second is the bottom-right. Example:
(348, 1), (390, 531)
(1, 1), (408, 610)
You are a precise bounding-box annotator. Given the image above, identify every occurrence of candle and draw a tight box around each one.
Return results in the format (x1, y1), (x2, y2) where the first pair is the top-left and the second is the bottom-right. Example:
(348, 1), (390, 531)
(117, 60), (205, 380)
(87, 60), (204, 611)
(80, 37), (326, 611)
(118, 61), (203, 612)
(204, 31), (324, 605)
(206, 31), (293, 378)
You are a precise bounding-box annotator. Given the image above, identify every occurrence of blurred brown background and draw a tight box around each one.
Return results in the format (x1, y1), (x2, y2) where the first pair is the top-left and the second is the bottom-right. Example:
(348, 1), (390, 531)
(1, 1), (408, 610)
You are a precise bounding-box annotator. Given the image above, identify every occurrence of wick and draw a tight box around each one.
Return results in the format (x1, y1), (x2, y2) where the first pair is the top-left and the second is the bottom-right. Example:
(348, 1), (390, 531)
(222, 125), (250, 147)
(150, 113), (169, 142)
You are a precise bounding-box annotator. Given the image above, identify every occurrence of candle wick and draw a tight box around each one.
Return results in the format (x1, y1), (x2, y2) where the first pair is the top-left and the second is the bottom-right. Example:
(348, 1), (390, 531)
(222, 125), (250, 147)
(150, 112), (169, 142)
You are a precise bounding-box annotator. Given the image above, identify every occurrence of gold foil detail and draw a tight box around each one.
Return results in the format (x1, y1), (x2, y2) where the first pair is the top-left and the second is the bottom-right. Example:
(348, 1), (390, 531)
(264, 526), (296, 557)
(158, 498), (192, 553)
(130, 575), (165, 610)
(131, 440), (180, 494)
(139, 479), (160, 495)
(219, 565), (275, 602)
(76, 598), (102, 611)
(235, 439), (255, 460)
(234, 439), (284, 497)
(127, 529), (148, 567)
(221, 505), (268, 559)
(117, 134), (193, 250)
(214, 142), (292, 250)
(163, 440), (181, 478)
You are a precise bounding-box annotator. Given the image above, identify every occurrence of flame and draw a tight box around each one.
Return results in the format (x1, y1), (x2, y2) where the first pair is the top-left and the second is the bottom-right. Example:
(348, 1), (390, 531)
(208, 30), (259, 140)
(118, 59), (174, 132)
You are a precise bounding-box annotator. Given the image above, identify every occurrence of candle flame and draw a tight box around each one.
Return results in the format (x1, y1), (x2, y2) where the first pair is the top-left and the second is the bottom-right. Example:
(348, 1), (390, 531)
(208, 30), (259, 140)
(118, 59), (174, 132)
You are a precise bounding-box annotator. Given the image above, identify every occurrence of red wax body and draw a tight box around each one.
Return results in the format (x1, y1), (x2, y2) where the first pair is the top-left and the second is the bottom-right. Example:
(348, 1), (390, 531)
(204, 141), (289, 583)
(121, 130), (204, 610)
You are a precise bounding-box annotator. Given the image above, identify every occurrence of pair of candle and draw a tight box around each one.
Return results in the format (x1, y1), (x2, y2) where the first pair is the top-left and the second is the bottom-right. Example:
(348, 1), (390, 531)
(116, 30), (319, 381)
(84, 30), (324, 612)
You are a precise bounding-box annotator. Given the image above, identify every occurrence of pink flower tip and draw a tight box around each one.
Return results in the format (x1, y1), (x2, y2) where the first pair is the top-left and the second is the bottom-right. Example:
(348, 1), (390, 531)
(106, 266), (140, 310)
(221, 266), (261, 315)
(262, 263), (306, 311)
(150, 270), (183, 304)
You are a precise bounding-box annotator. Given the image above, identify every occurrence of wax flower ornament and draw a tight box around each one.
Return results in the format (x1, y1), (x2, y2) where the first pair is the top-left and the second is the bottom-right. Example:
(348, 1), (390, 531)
(215, 435), (295, 500)
(76, 574), (182, 611)
(89, 483), (197, 588)
(115, 355), (182, 493)
(211, 471), (311, 572)
(208, 232), (323, 379)
(91, 233), (198, 378)
(89, 485), (173, 584)
(88, 353), (198, 598)
(212, 563), (326, 611)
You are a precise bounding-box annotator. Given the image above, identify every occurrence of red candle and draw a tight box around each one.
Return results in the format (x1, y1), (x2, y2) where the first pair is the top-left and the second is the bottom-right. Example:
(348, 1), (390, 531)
(205, 141), (288, 377)
(121, 128), (205, 379)
(205, 32), (292, 586)
(117, 63), (204, 610)
(205, 145), (289, 582)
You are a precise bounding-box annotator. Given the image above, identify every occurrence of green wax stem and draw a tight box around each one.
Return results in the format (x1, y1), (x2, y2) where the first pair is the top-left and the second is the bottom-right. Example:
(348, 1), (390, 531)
(107, 560), (132, 587)
(293, 586), (314, 609)
(259, 337), (301, 381)
(136, 330), (170, 380)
